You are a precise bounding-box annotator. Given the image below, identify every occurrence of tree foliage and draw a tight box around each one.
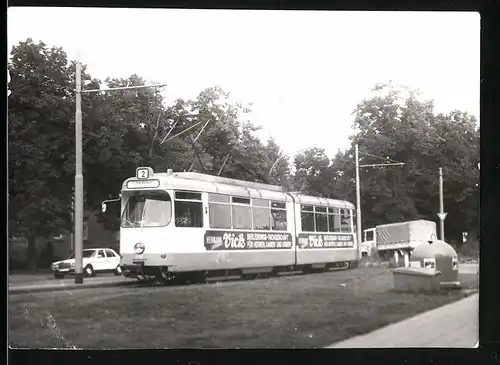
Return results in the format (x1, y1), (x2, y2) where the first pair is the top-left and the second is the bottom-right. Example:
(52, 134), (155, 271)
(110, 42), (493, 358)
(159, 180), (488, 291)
(8, 39), (83, 268)
(291, 83), (479, 244)
(8, 40), (67, 265)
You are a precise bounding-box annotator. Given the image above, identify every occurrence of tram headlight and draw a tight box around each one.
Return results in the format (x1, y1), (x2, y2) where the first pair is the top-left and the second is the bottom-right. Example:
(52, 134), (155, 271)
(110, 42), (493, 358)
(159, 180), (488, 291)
(134, 242), (145, 255)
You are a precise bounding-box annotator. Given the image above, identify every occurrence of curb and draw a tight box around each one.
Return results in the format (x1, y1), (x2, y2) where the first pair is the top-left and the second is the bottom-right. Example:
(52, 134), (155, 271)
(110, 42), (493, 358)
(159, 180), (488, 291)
(9, 280), (136, 295)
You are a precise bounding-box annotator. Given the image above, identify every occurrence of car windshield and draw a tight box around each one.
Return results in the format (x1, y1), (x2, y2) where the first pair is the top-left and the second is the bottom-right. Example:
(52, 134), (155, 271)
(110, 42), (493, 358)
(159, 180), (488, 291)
(121, 192), (172, 228)
(68, 250), (95, 259)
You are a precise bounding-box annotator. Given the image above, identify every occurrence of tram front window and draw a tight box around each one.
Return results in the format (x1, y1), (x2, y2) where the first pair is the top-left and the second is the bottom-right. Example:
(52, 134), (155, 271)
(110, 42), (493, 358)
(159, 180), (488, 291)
(121, 192), (172, 228)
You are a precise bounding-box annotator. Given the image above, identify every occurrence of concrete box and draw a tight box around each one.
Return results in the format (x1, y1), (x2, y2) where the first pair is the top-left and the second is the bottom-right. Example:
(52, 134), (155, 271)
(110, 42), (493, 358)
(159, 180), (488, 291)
(392, 267), (442, 292)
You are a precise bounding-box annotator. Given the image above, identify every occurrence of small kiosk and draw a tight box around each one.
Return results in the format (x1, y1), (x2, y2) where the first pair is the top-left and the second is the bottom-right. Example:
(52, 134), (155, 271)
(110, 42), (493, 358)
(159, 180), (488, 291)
(393, 239), (461, 292)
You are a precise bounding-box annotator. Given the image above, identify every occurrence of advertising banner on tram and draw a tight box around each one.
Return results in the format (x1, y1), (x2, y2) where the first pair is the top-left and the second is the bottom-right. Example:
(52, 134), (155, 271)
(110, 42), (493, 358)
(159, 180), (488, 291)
(297, 233), (354, 249)
(204, 230), (293, 251)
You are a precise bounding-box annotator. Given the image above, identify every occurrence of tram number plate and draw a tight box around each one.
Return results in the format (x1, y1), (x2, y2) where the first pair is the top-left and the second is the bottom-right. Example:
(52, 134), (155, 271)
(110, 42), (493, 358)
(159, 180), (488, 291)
(132, 260), (145, 266)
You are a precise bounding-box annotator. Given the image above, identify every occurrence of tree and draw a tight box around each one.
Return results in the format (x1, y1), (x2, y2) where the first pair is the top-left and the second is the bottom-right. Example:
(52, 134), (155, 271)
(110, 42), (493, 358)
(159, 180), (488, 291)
(343, 83), (479, 242)
(265, 137), (293, 190)
(8, 39), (78, 269)
(292, 147), (331, 195)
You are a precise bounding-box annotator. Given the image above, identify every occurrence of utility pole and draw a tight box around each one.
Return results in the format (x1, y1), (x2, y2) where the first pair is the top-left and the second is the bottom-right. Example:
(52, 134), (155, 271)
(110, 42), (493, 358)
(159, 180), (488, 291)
(355, 144), (362, 260)
(437, 167), (447, 241)
(74, 56), (84, 284)
(74, 52), (166, 284)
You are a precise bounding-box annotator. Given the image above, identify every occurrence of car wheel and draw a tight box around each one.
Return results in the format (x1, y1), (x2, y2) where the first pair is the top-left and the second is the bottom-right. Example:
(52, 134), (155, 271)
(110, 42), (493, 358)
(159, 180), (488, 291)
(114, 265), (122, 276)
(54, 273), (64, 279)
(84, 264), (95, 277)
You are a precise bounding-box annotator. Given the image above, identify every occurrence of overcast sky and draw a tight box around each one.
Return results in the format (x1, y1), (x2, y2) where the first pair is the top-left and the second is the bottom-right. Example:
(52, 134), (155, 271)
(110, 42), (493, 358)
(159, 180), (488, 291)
(8, 8), (480, 159)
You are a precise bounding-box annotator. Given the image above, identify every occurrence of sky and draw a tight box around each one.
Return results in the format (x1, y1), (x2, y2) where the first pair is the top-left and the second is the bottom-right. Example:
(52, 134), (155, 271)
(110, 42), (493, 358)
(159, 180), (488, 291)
(7, 8), (480, 159)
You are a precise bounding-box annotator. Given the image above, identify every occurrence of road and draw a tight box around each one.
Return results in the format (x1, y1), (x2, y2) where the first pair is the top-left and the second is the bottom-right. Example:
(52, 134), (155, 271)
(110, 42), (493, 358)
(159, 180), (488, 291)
(457, 263), (479, 274)
(9, 263), (479, 290)
(9, 272), (128, 285)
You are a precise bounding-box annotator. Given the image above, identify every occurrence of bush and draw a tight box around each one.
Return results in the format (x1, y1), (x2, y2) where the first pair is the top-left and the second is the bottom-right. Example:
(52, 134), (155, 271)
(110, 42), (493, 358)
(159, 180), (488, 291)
(453, 239), (479, 262)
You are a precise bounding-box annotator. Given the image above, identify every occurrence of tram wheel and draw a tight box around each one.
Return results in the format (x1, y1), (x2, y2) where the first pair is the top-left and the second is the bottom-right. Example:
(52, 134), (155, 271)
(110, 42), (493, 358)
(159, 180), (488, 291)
(155, 270), (176, 285)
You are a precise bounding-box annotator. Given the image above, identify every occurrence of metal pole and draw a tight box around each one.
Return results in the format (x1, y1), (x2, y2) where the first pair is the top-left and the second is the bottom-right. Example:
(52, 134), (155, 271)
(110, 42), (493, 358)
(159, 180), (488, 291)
(439, 167), (445, 241)
(70, 199), (74, 252)
(359, 162), (405, 168)
(218, 154), (231, 176)
(193, 118), (211, 143)
(74, 56), (84, 284)
(82, 83), (167, 93)
(355, 144), (362, 258)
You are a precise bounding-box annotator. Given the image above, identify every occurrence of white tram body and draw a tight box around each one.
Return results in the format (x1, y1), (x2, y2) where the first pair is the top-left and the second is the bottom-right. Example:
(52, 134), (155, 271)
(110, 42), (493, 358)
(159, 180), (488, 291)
(118, 167), (358, 280)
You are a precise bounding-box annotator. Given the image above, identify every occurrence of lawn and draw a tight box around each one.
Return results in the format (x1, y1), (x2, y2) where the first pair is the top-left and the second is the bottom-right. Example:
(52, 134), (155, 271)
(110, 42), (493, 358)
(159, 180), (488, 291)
(9, 267), (478, 349)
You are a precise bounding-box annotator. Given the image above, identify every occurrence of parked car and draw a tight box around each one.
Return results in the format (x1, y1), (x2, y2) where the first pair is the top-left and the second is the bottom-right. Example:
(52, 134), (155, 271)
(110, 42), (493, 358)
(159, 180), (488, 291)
(51, 248), (122, 278)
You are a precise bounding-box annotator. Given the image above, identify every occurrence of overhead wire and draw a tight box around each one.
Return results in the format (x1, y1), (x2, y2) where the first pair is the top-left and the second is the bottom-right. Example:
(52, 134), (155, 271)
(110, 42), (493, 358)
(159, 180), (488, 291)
(358, 150), (402, 164)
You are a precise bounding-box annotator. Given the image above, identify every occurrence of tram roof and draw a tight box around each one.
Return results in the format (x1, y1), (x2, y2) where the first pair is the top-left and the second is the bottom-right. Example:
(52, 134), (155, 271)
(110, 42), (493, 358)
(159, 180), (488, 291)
(287, 192), (355, 209)
(169, 172), (285, 192)
(122, 171), (292, 201)
(122, 171), (354, 208)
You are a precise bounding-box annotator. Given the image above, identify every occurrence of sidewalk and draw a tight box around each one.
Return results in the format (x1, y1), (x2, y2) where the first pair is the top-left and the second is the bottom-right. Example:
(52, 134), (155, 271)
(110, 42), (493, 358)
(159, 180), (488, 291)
(326, 292), (478, 348)
(9, 275), (134, 295)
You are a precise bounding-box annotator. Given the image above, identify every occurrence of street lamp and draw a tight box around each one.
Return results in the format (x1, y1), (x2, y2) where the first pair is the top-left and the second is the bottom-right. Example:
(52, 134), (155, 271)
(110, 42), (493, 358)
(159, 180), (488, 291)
(74, 53), (166, 284)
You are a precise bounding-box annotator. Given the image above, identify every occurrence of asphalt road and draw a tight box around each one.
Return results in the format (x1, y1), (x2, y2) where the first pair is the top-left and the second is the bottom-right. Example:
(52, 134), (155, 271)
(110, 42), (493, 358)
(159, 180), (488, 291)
(9, 263), (479, 289)
(9, 272), (128, 285)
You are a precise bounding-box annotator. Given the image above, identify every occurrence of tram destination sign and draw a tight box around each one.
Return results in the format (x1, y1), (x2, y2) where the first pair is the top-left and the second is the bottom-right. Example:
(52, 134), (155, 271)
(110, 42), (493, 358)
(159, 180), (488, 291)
(297, 233), (354, 249)
(204, 230), (293, 251)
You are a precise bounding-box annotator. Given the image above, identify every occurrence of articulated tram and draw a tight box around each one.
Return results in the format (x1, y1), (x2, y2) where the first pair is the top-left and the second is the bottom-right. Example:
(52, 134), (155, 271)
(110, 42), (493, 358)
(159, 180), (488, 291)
(109, 167), (358, 283)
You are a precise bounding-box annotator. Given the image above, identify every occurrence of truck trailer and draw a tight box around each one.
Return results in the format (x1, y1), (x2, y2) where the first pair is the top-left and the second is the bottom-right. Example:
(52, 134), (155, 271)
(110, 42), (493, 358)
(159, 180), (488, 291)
(360, 220), (438, 266)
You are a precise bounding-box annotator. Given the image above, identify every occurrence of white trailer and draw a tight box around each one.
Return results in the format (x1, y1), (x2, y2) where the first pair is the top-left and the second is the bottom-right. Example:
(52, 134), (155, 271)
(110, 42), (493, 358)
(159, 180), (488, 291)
(361, 220), (437, 266)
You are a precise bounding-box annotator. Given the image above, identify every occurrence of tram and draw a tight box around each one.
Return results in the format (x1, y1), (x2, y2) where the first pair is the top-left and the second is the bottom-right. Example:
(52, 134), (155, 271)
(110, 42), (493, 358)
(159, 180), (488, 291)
(104, 167), (358, 283)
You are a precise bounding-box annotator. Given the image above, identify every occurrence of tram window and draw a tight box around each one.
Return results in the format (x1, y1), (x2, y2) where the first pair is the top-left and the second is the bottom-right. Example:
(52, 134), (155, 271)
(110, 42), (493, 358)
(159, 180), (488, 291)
(301, 211), (315, 232)
(328, 208), (341, 232)
(253, 198), (269, 207)
(174, 201), (203, 228)
(301, 205), (314, 212)
(315, 206), (327, 213)
(232, 197), (250, 205)
(340, 209), (351, 232)
(121, 192), (172, 228)
(271, 209), (287, 231)
(209, 203), (231, 229)
(315, 212), (328, 232)
(175, 191), (202, 201)
(253, 206), (271, 230)
(271, 201), (286, 209)
(209, 193), (230, 203)
(232, 205), (252, 229)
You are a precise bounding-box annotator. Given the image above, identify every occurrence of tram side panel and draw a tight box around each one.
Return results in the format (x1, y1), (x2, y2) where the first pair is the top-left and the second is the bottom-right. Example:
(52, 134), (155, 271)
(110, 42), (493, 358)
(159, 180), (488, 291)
(147, 191), (297, 273)
(120, 188), (297, 274)
(294, 203), (358, 267)
(194, 195), (296, 273)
